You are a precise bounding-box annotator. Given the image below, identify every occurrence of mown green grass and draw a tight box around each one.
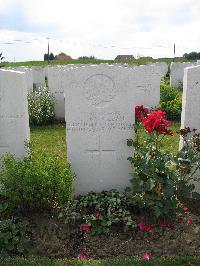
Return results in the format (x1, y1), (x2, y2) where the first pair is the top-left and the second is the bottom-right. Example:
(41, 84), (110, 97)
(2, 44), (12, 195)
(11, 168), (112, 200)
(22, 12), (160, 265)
(138, 121), (181, 155)
(30, 124), (66, 163)
(0, 256), (199, 266)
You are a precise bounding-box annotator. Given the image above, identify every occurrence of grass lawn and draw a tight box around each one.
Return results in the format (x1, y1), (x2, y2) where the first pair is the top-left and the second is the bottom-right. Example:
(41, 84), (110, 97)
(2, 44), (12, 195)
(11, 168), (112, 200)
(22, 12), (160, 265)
(30, 121), (181, 162)
(138, 121), (181, 154)
(1, 256), (200, 266)
(30, 124), (67, 163)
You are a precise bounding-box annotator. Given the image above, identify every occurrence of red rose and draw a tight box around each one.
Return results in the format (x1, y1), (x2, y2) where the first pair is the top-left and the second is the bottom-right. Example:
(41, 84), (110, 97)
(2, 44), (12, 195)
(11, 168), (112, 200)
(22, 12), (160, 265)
(138, 223), (145, 231)
(142, 110), (172, 135)
(186, 218), (192, 225)
(135, 105), (149, 122)
(167, 223), (174, 230)
(144, 224), (153, 232)
(142, 252), (152, 260)
(138, 223), (153, 232)
(76, 251), (90, 260)
(95, 211), (101, 217)
(81, 224), (91, 232)
(119, 220), (126, 225)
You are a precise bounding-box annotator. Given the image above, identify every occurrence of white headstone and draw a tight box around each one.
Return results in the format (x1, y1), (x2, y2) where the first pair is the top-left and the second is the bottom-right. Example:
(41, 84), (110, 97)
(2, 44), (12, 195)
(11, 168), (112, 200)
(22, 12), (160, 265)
(152, 62), (168, 78)
(170, 62), (196, 88)
(32, 66), (45, 88)
(16, 67), (33, 93)
(0, 69), (30, 159)
(63, 64), (162, 194)
(180, 65), (200, 192)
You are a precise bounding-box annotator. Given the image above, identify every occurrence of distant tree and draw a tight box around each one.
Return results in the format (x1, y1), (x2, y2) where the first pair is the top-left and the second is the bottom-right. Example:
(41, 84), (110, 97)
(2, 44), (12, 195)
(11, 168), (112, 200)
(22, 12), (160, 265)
(49, 53), (54, 60)
(44, 53), (54, 61)
(44, 53), (48, 61)
(78, 56), (97, 60)
(183, 51), (200, 60)
(0, 52), (5, 68)
(59, 52), (67, 56)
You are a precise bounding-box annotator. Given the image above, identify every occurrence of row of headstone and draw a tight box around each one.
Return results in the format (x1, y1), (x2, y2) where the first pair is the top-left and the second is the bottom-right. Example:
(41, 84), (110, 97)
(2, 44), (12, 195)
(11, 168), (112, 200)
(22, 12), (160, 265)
(47, 62), (168, 120)
(0, 69), (30, 160)
(6, 66), (46, 91)
(1, 63), (199, 194)
(3, 62), (169, 122)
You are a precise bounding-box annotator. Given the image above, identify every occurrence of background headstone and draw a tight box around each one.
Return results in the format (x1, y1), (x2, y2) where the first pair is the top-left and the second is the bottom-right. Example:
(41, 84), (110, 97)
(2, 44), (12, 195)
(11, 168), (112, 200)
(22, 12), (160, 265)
(32, 66), (46, 88)
(170, 62), (197, 88)
(0, 69), (30, 159)
(16, 66), (33, 93)
(152, 62), (168, 78)
(63, 64), (162, 194)
(180, 65), (200, 192)
(47, 66), (65, 120)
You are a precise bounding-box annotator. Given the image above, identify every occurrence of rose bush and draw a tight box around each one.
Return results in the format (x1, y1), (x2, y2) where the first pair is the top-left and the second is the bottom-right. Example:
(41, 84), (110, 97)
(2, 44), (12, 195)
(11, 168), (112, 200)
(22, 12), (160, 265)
(127, 106), (200, 218)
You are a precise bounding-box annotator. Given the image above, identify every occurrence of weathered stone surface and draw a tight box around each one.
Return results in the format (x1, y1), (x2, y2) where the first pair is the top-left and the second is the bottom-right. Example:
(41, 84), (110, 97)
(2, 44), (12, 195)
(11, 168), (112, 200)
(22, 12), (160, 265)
(47, 66), (65, 119)
(170, 62), (196, 88)
(47, 65), (86, 119)
(63, 64), (162, 194)
(153, 62), (168, 77)
(16, 67), (33, 93)
(0, 69), (30, 159)
(32, 66), (45, 87)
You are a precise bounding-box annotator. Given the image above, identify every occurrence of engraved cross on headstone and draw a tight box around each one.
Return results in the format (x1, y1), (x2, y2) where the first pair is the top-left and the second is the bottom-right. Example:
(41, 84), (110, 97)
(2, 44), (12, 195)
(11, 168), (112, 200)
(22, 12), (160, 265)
(86, 135), (116, 158)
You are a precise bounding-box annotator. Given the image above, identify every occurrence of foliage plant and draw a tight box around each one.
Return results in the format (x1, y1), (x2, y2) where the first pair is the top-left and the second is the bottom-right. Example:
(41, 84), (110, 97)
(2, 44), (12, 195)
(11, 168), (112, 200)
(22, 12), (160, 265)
(61, 190), (136, 235)
(127, 106), (200, 218)
(0, 201), (29, 256)
(0, 149), (75, 213)
(160, 80), (182, 120)
(28, 87), (55, 126)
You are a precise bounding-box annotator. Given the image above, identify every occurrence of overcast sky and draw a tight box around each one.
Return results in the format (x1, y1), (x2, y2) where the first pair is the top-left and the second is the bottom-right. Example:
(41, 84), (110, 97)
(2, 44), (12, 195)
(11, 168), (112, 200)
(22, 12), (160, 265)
(0, 0), (199, 62)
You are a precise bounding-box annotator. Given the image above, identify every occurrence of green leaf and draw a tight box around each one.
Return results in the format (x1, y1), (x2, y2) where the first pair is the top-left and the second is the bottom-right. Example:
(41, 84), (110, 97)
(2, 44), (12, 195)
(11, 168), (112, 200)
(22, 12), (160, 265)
(154, 206), (162, 218)
(127, 139), (134, 147)
(17, 244), (24, 253)
(145, 178), (155, 191)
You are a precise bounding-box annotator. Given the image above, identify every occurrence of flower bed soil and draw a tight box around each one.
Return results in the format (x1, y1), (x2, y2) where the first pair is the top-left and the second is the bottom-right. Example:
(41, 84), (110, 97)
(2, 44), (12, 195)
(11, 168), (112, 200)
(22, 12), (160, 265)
(24, 201), (200, 260)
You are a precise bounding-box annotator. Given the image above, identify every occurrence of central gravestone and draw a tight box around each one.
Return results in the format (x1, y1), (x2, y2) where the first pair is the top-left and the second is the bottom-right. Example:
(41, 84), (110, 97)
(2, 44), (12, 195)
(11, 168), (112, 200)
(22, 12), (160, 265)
(63, 64), (162, 194)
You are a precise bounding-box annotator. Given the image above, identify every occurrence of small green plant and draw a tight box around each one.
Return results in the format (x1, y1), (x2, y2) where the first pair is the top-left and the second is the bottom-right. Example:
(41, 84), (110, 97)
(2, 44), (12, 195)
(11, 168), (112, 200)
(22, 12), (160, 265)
(28, 87), (55, 125)
(0, 201), (29, 256)
(127, 106), (200, 218)
(0, 149), (75, 213)
(160, 81), (182, 120)
(61, 190), (136, 235)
